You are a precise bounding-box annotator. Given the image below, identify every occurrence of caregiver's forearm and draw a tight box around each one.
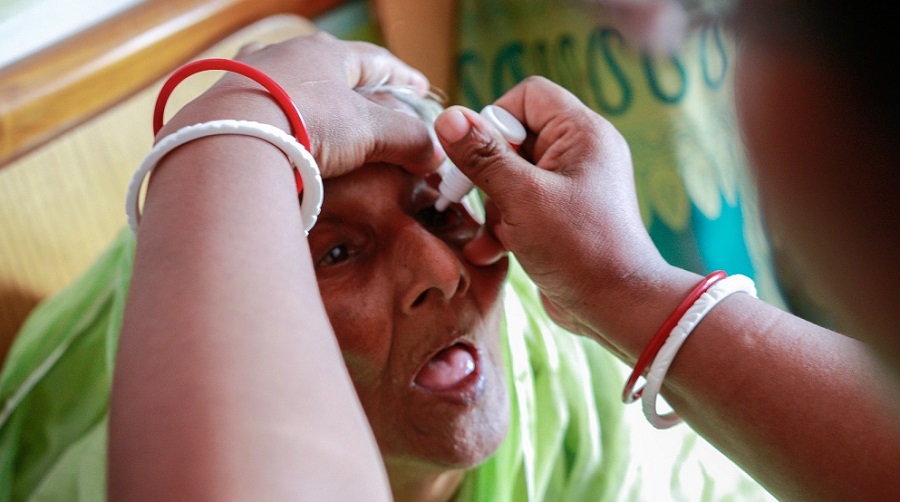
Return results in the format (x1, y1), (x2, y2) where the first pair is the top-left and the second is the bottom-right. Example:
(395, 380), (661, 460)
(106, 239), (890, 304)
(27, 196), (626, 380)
(577, 267), (900, 501)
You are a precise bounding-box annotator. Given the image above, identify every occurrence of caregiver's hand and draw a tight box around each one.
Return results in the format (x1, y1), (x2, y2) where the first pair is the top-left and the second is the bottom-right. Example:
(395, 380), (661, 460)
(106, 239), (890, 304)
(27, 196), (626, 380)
(434, 77), (671, 341)
(158, 32), (441, 178)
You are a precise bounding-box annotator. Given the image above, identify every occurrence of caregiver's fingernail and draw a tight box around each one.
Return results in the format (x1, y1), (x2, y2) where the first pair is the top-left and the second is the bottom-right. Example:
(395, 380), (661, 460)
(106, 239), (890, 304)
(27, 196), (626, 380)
(436, 108), (471, 143)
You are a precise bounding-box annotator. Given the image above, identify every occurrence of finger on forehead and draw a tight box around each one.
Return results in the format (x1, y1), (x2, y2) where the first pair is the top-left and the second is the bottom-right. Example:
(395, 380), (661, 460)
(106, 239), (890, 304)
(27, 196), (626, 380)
(345, 41), (429, 92)
(355, 97), (439, 174)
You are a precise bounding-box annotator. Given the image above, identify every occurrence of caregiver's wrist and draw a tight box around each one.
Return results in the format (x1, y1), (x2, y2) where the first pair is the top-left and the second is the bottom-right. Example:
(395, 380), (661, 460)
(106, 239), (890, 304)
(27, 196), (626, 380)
(576, 261), (703, 363)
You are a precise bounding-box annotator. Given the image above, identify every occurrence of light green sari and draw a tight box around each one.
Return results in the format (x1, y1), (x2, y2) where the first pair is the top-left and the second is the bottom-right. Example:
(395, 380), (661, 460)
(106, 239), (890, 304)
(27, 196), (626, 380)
(0, 229), (772, 501)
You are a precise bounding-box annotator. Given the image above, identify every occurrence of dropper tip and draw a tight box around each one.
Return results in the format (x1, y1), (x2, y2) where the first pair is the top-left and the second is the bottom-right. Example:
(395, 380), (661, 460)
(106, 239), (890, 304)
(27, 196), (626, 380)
(434, 196), (451, 212)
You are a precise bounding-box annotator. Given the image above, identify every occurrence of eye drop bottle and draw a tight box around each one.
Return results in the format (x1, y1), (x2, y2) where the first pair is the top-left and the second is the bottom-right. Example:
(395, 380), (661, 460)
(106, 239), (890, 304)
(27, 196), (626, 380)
(434, 105), (527, 211)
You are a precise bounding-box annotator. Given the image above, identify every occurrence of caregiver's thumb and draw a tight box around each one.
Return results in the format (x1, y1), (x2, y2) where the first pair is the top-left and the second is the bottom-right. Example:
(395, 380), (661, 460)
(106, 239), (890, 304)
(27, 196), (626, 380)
(433, 106), (537, 208)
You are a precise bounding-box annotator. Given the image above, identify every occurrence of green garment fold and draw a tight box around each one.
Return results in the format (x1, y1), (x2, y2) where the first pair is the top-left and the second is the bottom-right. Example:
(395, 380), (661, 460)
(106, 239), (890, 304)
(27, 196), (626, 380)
(0, 230), (132, 501)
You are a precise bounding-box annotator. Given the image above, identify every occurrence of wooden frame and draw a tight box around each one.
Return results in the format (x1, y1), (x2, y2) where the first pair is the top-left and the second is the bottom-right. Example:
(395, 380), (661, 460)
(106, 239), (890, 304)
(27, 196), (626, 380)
(0, 0), (342, 362)
(0, 0), (341, 169)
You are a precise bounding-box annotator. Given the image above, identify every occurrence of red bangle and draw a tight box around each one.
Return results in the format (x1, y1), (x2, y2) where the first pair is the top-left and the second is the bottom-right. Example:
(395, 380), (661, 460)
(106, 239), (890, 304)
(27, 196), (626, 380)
(152, 58), (310, 194)
(621, 270), (727, 403)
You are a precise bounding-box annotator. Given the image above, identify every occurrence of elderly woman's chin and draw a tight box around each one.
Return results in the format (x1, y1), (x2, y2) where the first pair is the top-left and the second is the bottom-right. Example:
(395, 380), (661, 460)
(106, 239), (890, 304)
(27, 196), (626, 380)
(382, 386), (510, 473)
(378, 307), (512, 472)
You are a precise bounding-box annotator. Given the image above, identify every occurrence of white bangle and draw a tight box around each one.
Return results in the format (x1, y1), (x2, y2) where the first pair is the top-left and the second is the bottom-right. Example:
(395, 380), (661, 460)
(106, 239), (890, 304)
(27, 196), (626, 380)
(641, 274), (758, 429)
(125, 119), (323, 237)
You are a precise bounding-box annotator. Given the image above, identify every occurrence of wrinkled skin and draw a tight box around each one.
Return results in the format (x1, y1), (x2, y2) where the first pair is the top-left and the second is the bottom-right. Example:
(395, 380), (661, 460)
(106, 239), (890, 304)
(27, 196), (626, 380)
(308, 165), (510, 495)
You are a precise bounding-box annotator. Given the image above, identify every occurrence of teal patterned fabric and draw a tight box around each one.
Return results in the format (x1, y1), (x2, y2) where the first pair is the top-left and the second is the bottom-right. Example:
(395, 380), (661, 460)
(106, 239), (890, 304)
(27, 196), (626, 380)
(320, 0), (788, 309)
(454, 0), (785, 309)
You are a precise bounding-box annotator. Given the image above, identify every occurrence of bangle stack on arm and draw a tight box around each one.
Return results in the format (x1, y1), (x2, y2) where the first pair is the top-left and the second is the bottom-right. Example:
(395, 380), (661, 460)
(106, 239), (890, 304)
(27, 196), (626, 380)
(126, 58), (323, 237)
(621, 271), (757, 429)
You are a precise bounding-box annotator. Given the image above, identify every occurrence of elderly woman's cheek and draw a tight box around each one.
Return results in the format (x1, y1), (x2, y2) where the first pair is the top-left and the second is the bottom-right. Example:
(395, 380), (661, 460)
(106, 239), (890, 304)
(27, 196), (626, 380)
(320, 281), (394, 369)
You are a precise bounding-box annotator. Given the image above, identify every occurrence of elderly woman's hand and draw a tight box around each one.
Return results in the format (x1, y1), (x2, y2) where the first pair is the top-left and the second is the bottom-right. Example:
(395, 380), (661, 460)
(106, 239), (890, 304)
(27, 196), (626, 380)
(434, 77), (669, 340)
(158, 32), (441, 178)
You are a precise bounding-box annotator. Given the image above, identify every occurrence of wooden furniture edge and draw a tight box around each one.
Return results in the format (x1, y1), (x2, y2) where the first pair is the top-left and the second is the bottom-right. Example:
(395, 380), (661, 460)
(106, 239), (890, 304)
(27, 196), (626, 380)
(0, 0), (341, 169)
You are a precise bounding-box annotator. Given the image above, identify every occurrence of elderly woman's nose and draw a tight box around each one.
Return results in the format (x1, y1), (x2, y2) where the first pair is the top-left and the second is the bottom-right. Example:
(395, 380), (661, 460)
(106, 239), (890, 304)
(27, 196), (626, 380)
(394, 223), (471, 314)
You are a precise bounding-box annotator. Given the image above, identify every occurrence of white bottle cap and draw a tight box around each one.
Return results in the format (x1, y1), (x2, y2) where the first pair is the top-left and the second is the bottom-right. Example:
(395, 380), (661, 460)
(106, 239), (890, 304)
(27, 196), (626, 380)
(435, 105), (526, 211)
(480, 104), (527, 147)
(434, 158), (471, 211)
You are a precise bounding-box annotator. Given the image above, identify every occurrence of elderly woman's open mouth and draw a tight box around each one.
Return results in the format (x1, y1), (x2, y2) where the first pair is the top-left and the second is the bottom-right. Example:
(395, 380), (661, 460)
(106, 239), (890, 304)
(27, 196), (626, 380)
(412, 339), (484, 404)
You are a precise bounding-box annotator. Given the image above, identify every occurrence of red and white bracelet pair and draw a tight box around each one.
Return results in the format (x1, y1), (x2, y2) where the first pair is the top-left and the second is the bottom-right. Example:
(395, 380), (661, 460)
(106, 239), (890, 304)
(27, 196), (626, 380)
(126, 58), (323, 236)
(623, 271), (757, 429)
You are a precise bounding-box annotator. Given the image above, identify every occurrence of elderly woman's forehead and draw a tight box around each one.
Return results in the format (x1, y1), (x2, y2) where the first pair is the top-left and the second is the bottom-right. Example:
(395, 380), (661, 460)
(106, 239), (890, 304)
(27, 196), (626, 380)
(322, 163), (427, 197)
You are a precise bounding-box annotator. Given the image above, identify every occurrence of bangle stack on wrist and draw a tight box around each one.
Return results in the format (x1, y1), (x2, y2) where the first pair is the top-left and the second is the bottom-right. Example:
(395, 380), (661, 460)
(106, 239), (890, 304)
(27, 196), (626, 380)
(623, 271), (757, 429)
(126, 120), (322, 236)
(126, 58), (323, 237)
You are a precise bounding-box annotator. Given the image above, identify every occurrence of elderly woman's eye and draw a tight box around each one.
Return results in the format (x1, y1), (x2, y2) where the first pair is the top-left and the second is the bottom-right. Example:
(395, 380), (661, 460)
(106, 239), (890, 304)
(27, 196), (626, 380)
(318, 244), (351, 267)
(417, 205), (464, 232)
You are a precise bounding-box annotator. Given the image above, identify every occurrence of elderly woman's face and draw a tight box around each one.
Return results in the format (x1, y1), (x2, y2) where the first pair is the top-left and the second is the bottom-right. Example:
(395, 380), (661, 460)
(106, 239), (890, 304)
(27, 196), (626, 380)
(307, 164), (510, 471)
